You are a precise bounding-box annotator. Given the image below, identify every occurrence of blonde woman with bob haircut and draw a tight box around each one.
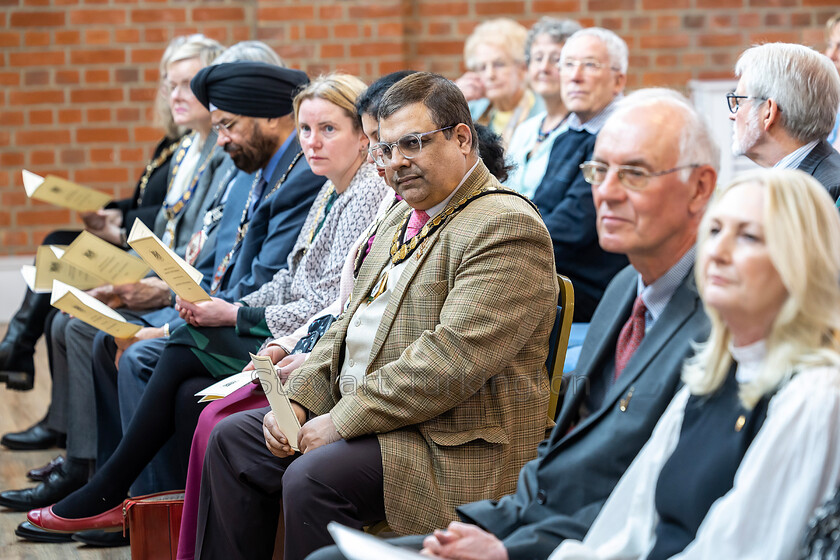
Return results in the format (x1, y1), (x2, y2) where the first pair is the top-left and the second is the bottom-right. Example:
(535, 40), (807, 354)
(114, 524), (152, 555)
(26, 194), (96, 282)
(457, 18), (543, 146)
(548, 168), (840, 560)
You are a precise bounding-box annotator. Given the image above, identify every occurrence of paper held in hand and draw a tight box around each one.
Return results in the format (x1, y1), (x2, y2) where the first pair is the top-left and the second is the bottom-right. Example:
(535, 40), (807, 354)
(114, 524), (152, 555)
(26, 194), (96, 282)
(250, 353), (301, 452)
(127, 218), (211, 303)
(22, 245), (103, 293)
(50, 280), (141, 339)
(327, 523), (425, 560)
(60, 231), (150, 286)
(194, 370), (255, 403)
(22, 169), (112, 212)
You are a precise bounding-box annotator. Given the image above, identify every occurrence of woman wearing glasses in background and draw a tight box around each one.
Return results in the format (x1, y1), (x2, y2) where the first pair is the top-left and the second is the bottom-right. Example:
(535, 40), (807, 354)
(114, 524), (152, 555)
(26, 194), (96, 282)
(504, 17), (581, 197)
(547, 168), (840, 560)
(456, 18), (543, 147)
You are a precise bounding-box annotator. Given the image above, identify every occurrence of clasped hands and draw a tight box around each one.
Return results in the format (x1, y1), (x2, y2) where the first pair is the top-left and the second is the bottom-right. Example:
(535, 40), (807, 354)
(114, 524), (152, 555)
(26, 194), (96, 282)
(263, 405), (340, 458)
(420, 522), (509, 560)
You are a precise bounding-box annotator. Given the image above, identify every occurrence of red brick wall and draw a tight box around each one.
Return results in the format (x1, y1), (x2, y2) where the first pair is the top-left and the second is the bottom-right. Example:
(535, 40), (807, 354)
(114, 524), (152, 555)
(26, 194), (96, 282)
(1, 0), (836, 254)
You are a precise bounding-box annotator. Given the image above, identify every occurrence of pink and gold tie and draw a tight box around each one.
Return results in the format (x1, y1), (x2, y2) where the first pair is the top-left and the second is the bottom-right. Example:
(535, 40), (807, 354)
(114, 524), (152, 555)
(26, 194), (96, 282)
(405, 209), (430, 240)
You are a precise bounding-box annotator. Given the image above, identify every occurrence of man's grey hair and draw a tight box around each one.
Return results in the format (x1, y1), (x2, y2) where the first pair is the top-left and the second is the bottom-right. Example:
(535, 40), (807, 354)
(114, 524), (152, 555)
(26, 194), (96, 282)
(735, 42), (840, 144)
(609, 88), (721, 179)
(562, 27), (628, 74)
(524, 17), (582, 63)
(214, 41), (285, 67)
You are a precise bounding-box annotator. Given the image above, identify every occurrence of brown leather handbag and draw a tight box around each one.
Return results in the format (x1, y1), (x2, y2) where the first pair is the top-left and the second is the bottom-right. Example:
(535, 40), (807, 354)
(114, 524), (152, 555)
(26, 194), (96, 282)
(123, 490), (185, 560)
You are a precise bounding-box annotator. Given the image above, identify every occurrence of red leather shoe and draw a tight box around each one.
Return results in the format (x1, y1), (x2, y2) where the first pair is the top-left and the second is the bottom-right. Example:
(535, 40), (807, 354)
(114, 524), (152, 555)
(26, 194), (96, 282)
(27, 504), (123, 533)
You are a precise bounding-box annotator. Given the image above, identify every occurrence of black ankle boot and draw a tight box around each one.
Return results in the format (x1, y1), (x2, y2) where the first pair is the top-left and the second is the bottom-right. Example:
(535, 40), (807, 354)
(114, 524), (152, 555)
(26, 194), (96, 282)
(0, 289), (52, 391)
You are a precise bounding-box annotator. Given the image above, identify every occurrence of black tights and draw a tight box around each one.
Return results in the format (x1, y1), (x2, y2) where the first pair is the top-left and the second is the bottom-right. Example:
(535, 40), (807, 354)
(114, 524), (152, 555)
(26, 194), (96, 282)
(54, 344), (211, 518)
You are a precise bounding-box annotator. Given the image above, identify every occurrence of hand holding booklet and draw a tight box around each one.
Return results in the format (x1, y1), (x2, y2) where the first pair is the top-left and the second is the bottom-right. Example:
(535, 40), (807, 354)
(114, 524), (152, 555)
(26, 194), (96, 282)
(250, 353), (301, 452)
(50, 280), (141, 339)
(127, 218), (210, 303)
(22, 169), (112, 212)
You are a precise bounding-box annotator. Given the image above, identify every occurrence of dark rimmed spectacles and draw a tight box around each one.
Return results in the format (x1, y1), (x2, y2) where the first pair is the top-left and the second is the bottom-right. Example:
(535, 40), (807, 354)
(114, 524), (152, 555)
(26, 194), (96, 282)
(725, 93), (767, 114)
(580, 161), (701, 191)
(370, 126), (455, 167)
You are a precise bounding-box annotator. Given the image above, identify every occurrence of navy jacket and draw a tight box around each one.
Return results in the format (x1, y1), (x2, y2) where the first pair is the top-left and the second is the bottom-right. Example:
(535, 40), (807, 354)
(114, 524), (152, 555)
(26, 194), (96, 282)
(531, 129), (628, 321)
(457, 265), (709, 560)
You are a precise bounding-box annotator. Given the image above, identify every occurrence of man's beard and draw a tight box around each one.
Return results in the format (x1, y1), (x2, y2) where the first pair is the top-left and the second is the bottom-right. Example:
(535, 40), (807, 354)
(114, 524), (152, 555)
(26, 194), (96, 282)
(731, 109), (761, 158)
(226, 124), (278, 174)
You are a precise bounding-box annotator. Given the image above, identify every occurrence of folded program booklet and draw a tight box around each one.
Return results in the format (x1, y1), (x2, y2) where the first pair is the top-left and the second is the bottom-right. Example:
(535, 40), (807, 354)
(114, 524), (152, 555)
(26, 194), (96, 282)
(23, 245), (103, 293)
(60, 231), (150, 286)
(22, 169), (112, 212)
(327, 523), (425, 560)
(50, 280), (141, 339)
(250, 353), (301, 452)
(127, 218), (210, 303)
(195, 370), (255, 403)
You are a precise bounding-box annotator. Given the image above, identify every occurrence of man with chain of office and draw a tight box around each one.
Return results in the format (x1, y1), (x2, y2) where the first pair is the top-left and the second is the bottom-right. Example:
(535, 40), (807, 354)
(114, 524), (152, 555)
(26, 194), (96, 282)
(193, 72), (559, 560)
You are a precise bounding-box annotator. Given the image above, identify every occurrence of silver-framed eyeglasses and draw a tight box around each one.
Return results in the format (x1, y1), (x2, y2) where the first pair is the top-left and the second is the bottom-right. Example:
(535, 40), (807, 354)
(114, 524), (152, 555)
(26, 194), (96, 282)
(212, 115), (241, 136)
(558, 58), (619, 74)
(579, 161), (701, 191)
(725, 93), (767, 114)
(370, 126), (455, 167)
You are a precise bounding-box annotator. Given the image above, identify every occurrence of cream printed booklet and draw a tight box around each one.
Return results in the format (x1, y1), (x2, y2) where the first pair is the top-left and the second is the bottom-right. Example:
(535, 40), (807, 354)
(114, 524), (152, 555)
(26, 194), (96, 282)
(127, 218), (210, 303)
(50, 280), (141, 339)
(60, 231), (150, 286)
(251, 353), (301, 451)
(22, 169), (112, 212)
(22, 245), (103, 293)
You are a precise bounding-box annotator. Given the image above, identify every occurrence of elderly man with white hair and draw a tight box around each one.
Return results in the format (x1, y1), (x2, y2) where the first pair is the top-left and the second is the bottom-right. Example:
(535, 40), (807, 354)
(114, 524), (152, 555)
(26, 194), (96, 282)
(310, 87), (719, 560)
(527, 27), (632, 321)
(729, 42), (840, 200)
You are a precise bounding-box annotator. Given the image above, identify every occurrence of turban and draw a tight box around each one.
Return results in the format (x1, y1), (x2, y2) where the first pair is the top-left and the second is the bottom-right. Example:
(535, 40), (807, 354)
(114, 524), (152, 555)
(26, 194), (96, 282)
(190, 62), (309, 118)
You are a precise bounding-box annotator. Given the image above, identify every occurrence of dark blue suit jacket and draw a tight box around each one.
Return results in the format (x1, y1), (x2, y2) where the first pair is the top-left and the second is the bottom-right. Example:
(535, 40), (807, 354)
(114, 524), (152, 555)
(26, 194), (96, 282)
(217, 136), (325, 301)
(531, 129), (628, 321)
(457, 265), (710, 560)
(798, 139), (840, 202)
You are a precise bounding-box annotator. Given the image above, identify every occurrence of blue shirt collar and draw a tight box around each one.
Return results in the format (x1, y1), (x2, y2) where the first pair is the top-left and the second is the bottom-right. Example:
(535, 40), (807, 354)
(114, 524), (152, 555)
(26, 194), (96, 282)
(566, 94), (624, 135)
(262, 132), (297, 183)
(635, 245), (696, 330)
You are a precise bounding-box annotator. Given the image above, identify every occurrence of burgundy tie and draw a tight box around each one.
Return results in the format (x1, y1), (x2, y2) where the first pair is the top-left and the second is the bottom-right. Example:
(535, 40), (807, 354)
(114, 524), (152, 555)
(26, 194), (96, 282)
(405, 209), (430, 240)
(614, 295), (647, 380)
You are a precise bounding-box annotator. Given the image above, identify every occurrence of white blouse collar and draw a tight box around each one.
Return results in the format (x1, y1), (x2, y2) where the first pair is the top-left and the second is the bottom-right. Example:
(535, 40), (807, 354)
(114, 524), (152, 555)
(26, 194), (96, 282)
(730, 338), (767, 384)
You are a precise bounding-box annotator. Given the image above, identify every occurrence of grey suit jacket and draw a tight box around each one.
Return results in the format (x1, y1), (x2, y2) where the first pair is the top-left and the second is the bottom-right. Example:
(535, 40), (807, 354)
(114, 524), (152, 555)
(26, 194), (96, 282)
(798, 139), (840, 202)
(457, 264), (710, 560)
(152, 131), (227, 257)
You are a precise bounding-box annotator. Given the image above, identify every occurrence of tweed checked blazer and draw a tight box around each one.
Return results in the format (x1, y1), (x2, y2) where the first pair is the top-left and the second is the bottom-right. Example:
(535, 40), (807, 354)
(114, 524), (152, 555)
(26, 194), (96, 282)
(287, 161), (559, 535)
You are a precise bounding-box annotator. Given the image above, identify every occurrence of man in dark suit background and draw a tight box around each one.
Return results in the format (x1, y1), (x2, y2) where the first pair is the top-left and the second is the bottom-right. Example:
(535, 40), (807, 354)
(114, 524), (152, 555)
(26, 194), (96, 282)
(310, 88), (718, 560)
(530, 27), (630, 321)
(729, 42), (840, 200)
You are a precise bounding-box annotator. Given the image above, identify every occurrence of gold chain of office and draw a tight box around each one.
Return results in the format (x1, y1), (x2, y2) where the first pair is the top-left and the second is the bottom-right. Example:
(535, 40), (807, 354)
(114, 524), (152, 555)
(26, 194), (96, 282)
(388, 184), (533, 266)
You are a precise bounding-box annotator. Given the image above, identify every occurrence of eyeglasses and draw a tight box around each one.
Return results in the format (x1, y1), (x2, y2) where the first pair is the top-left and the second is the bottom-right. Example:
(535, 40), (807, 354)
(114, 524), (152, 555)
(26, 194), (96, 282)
(468, 59), (516, 73)
(370, 126), (455, 167)
(725, 93), (767, 114)
(558, 58), (619, 74)
(212, 115), (240, 136)
(530, 52), (563, 67)
(579, 161), (701, 191)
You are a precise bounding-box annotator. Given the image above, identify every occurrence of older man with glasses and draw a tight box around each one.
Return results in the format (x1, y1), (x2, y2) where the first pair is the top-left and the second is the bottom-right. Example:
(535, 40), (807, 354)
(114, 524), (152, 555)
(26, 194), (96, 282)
(310, 87), (719, 560)
(526, 27), (631, 322)
(729, 42), (840, 201)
